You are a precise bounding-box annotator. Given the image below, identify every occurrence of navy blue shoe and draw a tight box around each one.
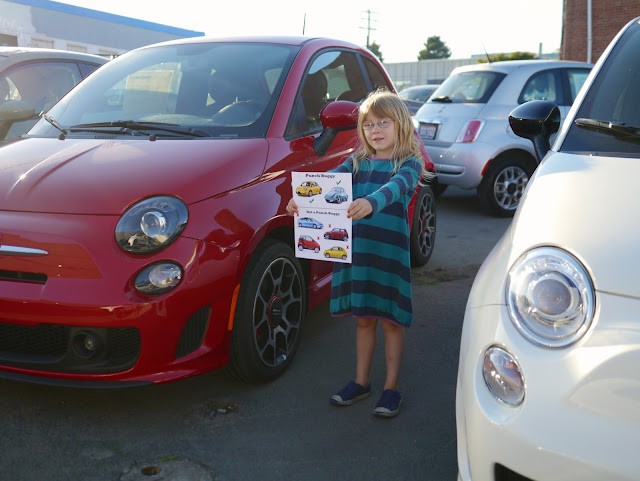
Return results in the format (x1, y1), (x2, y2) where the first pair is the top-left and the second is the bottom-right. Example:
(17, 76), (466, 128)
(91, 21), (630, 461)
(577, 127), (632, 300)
(373, 389), (402, 418)
(330, 381), (371, 406)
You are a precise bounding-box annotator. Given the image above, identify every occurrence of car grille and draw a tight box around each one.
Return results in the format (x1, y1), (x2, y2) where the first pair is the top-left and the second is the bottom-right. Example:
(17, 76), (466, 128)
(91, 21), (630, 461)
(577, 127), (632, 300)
(0, 322), (140, 373)
(175, 307), (209, 358)
(0, 269), (47, 284)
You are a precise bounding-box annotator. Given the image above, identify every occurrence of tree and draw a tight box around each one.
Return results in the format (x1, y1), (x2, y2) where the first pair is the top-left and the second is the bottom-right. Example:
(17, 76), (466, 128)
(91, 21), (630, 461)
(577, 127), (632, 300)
(368, 41), (383, 63)
(418, 36), (451, 60)
(477, 51), (537, 63)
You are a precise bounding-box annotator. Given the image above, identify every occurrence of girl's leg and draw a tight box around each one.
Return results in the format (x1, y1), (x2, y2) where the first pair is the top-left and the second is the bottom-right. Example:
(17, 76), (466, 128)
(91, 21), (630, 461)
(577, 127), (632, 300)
(355, 317), (377, 387)
(381, 319), (405, 390)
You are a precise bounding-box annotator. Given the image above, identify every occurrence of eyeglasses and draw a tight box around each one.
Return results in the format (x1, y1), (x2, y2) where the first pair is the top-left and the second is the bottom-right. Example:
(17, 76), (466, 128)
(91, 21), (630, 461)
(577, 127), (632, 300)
(362, 119), (393, 130)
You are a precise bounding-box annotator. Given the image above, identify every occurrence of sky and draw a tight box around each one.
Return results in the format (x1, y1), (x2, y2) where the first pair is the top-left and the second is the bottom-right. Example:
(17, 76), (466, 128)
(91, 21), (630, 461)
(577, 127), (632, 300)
(60, 0), (563, 63)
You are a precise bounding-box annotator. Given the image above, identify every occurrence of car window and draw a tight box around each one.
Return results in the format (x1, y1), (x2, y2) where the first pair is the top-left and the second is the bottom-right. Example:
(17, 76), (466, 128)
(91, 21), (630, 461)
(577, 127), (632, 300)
(432, 70), (505, 104)
(362, 55), (392, 92)
(288, 50), (370, 136)
(565, 68), (591, 102)
(562, 22), (640, 156)
(1, 61), (84, 113)
(521, 71), (558, 103)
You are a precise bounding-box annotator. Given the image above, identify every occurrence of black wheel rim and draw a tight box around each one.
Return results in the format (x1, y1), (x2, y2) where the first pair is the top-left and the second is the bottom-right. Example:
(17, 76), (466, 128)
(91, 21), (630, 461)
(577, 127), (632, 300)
(417, 191), (436, 258)
(252, 257), (303, 368)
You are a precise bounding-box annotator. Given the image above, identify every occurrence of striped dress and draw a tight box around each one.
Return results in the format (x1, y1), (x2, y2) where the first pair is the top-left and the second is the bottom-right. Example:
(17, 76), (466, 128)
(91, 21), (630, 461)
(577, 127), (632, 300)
(329, 155), (422, 327)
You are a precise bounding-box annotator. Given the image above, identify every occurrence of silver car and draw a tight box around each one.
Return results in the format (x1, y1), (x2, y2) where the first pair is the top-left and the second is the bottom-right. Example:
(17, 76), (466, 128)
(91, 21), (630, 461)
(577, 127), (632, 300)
(414, 60), (591, 216)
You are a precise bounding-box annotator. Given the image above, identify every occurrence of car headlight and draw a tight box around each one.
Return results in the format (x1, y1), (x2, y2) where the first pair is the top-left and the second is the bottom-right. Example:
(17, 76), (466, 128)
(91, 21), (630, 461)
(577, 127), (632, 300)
(115, 196), (188, 254)
(506, 247), (595, 348)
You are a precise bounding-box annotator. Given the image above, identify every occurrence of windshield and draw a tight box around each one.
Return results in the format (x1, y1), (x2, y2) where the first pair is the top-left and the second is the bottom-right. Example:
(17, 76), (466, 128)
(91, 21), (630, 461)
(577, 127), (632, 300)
(30, 41), (297, 139)
(562, 20), (640, 155)
(429, 70), (504, 104)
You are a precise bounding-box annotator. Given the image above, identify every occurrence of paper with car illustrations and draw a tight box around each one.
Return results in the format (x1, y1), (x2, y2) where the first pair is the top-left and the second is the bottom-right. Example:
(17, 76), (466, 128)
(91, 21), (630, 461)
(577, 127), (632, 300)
(291, 171), (352, 263)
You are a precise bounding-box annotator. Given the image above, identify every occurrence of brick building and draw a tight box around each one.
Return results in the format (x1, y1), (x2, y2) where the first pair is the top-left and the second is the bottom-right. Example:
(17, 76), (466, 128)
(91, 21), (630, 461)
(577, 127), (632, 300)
(561, 0), (639, 62)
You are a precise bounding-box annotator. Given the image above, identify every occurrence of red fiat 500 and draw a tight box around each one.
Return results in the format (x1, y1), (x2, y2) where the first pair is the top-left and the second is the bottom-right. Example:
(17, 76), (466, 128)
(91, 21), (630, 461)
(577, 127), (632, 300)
(0, 36), (437, 386)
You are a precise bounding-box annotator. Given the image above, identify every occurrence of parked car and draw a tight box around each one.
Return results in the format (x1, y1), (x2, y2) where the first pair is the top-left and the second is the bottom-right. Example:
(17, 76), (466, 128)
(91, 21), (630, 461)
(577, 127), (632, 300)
(297, 217), (324, 229)
(0, 35), (436, 387)
(323, 228), (348, 241)
(297, 235), (320, 252)
(456, 17), (640, 481)
(399, 83), (440, 114)
(324, 186), (348, 203)
(295, 180), (322, 196)
(323, 246), (348, 260)
(414, 59), (592, 216)
(0, 47), (107, 141)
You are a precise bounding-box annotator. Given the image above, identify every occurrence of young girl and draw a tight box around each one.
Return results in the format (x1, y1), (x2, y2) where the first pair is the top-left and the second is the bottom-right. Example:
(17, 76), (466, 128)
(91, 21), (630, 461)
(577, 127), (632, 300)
(287, 89), (428, 418)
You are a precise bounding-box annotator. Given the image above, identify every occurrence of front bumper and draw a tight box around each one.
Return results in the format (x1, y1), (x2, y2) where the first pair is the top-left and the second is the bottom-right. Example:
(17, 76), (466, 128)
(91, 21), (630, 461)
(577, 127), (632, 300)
(0, 210), (241, 386)
(457, 295), (640, 481)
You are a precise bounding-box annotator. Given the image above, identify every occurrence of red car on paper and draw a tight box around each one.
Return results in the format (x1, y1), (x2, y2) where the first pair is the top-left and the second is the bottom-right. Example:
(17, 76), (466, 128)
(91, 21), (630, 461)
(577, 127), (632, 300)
(297, 235), (320, 253)
(324, 228), (349, 241)
(0, 35), (437, 387)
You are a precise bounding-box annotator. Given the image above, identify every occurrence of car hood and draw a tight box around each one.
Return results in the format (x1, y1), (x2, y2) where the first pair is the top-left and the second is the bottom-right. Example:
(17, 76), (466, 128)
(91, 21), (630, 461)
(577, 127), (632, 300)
(511, 151), (640, 298)
(0, 138), (267, 214)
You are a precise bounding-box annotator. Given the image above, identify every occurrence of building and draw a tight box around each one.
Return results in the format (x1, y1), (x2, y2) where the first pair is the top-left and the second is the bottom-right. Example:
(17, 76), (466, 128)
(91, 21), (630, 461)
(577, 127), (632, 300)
(0, 0), (204, 57)
(561, 0), (639, 63)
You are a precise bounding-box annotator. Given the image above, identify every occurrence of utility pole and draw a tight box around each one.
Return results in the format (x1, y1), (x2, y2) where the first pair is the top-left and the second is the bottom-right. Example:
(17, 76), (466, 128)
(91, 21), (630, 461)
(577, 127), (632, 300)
(360, 9), (377, 48)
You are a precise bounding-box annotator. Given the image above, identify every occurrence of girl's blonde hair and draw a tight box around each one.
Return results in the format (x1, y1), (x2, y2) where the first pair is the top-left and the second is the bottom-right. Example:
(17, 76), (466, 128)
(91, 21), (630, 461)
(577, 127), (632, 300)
(352, 89), (430, 182)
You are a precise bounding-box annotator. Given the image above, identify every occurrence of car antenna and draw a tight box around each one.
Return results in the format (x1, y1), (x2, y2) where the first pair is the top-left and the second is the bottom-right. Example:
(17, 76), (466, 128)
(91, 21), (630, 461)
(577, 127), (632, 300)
(482, 42), (492, 63)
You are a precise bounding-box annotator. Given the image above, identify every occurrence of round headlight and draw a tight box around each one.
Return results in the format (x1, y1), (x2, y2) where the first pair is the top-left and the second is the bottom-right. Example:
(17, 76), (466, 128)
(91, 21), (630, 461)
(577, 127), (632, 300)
(135, 262), (183, 295)
(115, 196), (188, 254)
(507, 247), (595, 348)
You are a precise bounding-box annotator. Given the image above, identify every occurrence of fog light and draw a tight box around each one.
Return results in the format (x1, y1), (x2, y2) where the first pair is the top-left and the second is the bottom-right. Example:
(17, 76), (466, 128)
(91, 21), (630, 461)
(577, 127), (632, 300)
(135, 262), (183, 295)
(71, 331), (103, 359)
(482, 346), (525, 406)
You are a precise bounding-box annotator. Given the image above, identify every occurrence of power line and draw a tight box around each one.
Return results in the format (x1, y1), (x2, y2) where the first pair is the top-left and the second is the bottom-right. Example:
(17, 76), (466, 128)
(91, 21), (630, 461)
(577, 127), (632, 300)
(359, 9), (377, 48)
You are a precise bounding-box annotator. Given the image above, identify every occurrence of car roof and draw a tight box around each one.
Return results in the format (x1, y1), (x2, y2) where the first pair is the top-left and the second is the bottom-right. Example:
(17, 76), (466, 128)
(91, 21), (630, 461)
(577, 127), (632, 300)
(451, 59), (593, 75)
(0, 47), (109, 68)
(138, 35), (364, 52)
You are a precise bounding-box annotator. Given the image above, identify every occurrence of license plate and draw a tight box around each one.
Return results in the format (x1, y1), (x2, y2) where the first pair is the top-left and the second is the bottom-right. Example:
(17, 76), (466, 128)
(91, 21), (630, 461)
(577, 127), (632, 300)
(418, 122), (438, 141)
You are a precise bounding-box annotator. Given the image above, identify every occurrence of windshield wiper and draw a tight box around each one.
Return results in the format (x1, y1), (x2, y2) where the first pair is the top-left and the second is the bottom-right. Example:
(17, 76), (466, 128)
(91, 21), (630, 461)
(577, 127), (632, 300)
(575, 118), (640, 141)
(43, 114), (68, 136)
(67, 121), (209, 138)
(430, 95), (453, 103)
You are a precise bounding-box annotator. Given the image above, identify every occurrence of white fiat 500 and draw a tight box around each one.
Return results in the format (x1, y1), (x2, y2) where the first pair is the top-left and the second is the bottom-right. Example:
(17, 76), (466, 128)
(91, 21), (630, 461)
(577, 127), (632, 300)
(456, 16), (640, 481)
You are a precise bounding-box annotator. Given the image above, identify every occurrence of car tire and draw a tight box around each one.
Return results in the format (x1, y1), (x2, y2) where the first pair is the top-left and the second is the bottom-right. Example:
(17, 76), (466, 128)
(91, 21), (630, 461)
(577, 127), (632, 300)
(314, 247), (319, 253)
(478, 153), (535, 217)
(410, 185), (436, 267)
(298, 245), (303, 251)
(225, 238), (306, 383)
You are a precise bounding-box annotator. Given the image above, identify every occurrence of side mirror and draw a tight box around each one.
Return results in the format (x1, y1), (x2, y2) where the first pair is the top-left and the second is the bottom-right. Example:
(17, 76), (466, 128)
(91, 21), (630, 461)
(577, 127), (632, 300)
(0, 100), (37, 121)
(509, 100), (560, 163)
(313, 100), (359, 156)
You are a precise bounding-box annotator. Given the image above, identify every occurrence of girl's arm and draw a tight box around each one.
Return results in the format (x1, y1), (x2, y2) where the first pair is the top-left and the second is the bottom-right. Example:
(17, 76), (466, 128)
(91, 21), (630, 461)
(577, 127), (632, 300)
(364, 156), (423, 214)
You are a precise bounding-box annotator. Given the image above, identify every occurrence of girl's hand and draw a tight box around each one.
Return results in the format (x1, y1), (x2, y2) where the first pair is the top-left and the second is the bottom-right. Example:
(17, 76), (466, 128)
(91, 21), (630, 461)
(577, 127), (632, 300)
(347, 198), (372, 220)
(286, 198), (298, 216)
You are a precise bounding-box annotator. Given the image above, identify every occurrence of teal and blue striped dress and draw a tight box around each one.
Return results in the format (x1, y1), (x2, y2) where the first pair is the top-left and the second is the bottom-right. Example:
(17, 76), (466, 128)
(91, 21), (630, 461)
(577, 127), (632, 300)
(329, 155), (422, 327)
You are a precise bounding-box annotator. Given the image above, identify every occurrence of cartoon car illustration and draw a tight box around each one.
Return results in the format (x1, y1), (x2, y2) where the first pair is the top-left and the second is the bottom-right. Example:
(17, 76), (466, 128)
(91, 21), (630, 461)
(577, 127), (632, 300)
(324, 186), (348, 203)
(297, 235), (320, 252)
(324, 228), (349, 241)
(296, 181), (322, 196)
(297, 217), (323, 229)
(324, 246), (348, 260)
